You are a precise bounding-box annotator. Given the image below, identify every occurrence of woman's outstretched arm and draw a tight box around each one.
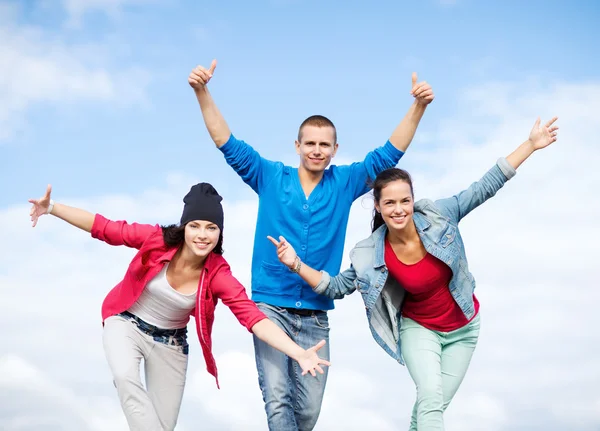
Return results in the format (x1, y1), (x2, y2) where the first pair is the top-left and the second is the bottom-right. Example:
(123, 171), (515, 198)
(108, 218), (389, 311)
(29, 184), (94, 232)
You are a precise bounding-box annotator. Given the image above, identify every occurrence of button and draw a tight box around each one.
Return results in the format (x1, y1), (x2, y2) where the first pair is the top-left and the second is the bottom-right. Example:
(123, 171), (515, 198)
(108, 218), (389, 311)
(303, 204), (309, 210)
(295, 301), (302, 307)
(301, 245), (306, 251)
(296, 284), (301, 289)
(303, 224), (308, 229)
(381, 268), (385, 272)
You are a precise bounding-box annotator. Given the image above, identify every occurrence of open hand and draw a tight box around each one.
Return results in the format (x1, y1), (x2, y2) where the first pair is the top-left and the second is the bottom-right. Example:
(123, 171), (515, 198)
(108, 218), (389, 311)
(296, 339), (331, 377)
(410, 72), (434, 106)
(188, 59), (217, 90)
(267, 235), (297, 268)
(528, 117), (559, 150)
(28, 184), (52, 227)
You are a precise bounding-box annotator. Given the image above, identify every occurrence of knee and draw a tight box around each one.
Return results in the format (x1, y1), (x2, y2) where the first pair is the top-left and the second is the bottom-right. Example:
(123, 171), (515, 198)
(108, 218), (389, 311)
(112, 367), (138, 393)
(416, 383), (444, 411)
(295, 405), (322, 431)
(262, 385), (293, 410)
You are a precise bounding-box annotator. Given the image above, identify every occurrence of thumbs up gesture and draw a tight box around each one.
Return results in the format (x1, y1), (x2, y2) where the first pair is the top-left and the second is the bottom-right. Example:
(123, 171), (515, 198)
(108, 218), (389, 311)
(188, 59), (217, 91)
(410, 72), (434, 106)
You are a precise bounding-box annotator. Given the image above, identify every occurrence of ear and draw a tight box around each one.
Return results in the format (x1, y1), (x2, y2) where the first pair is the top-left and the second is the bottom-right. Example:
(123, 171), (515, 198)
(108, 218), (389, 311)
(374, 201), (381, 213)
(332, 142), (339, 158)
(295, 140), (301, 155)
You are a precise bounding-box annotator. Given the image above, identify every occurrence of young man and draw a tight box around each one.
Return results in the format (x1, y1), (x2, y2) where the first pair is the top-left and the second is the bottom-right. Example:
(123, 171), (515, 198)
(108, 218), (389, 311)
(188, 59), (434, 431)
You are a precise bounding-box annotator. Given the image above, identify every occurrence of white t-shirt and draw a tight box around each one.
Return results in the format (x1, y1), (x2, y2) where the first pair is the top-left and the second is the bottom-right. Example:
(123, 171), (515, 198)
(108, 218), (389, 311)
(128, 263), (198, 329)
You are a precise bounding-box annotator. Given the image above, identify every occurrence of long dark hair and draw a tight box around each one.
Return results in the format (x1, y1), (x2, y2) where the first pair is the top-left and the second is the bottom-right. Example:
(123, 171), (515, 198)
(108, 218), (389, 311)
(371, 168), (414, 233)
(161, 224), (224, 255)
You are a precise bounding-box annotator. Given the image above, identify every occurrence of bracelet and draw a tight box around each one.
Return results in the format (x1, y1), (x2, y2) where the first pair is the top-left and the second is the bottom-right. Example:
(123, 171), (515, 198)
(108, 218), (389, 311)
(47, 199), (55, 215)
(289, 256), (302, 274)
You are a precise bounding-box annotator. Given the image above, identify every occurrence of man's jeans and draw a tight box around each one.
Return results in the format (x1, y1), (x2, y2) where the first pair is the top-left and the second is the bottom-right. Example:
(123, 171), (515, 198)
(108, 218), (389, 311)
(253, 302), (330, 431)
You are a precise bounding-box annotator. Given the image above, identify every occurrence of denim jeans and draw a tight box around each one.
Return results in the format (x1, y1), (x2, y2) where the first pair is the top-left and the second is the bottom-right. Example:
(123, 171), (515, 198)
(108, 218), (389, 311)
(400, 314), (481, 431)
(253, 302), (330, 431)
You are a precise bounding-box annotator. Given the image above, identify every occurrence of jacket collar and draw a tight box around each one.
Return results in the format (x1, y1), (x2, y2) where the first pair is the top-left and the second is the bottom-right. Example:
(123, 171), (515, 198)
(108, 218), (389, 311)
(372, 224), (387, 269)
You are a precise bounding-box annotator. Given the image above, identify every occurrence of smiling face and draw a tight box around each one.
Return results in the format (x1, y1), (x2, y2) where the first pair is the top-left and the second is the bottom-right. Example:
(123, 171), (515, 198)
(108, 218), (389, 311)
(183, 220), (221, 259)
(374, 179), (415, 232)
(295, 125), (338, 174)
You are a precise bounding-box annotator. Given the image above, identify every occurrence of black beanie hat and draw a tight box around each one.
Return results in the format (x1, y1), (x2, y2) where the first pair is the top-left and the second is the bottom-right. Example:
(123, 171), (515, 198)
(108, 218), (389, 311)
(180, 183), (224, 230)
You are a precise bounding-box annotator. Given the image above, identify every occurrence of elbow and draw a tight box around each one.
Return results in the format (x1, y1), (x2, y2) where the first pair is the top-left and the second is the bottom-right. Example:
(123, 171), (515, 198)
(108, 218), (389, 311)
(316, 286), (344, 300)
(249, 316), (268, 334)
(214, 135), (230, 147)
(332, 290), (349, 300)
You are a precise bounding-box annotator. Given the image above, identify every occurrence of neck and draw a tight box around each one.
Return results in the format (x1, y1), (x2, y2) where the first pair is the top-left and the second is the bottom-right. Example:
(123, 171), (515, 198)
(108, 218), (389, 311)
(173, 246), (206, 271)
(298, 165), (324, 186)
(386, 221), (419, 245)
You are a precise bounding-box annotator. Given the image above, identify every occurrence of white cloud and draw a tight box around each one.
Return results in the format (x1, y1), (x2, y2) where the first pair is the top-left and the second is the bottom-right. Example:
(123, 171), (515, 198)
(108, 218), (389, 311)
(0, 355), (128, 431)
(0, 3), (151, 143)
(1, 78), (599, 430)
(60, 0), (161, 27)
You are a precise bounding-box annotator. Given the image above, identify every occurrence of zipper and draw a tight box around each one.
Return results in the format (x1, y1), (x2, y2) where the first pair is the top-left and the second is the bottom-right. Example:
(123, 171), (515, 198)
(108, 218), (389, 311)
(197, 270), (207, 346)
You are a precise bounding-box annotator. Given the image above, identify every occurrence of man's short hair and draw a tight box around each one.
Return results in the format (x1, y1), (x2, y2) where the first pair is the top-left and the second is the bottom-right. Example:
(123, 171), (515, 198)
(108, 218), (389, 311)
(298, 115), (337, 142)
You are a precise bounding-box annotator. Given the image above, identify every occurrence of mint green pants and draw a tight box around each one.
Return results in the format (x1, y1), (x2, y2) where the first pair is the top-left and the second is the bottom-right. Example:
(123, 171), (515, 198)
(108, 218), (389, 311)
(399, 314), (480, 431)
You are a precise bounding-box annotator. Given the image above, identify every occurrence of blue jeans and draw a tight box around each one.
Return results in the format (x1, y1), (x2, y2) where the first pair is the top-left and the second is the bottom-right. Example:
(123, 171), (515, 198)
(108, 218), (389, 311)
(400, 314), (481, 431)
(253, 302), (330, 431)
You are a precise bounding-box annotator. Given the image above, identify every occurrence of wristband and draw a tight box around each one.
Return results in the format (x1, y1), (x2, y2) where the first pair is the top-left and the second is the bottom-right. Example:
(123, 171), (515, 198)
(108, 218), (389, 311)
(290, 256), (302, 274)
(47, 199), (55, 215)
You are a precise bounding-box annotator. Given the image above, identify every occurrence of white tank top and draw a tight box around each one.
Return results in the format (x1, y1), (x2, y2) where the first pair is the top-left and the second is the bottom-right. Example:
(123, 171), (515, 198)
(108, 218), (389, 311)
(128, 263), (198, 329)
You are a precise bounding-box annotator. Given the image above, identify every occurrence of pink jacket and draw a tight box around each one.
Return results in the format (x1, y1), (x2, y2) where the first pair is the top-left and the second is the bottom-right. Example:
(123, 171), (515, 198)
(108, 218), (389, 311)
(92, 214), (267, 388)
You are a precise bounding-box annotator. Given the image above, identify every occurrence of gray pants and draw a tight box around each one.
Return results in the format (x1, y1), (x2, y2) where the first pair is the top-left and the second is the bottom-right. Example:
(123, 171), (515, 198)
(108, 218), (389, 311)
(103, 315), (189, 431)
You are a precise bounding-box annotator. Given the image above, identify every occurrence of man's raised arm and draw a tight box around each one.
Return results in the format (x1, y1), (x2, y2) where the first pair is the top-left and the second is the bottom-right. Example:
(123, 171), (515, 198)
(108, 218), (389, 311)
(189, 59), (231, 147)
(388, 72), (434, 153)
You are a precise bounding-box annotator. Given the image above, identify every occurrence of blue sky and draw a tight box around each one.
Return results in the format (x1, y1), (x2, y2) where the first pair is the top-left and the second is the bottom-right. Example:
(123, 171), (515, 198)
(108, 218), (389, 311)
(2, 0), (598, 208)
(2, 1), (600, 430)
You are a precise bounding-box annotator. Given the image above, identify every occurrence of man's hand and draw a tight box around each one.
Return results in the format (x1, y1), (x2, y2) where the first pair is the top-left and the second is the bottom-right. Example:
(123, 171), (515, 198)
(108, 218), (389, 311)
(410, 72), (434, 106)
(188, 59), (217, 91)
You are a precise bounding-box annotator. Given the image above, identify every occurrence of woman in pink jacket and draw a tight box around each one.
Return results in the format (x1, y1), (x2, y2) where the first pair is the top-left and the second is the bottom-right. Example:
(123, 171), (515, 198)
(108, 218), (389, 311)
(28, 182), (329, 431)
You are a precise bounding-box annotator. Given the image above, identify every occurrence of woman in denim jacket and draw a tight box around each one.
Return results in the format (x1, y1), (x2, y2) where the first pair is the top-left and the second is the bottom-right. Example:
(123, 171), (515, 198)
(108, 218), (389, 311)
(269, 117), (559, 430)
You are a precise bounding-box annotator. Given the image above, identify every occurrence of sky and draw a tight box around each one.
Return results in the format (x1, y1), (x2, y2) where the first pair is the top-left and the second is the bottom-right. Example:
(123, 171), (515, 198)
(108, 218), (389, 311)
(1, 0), (599, 430)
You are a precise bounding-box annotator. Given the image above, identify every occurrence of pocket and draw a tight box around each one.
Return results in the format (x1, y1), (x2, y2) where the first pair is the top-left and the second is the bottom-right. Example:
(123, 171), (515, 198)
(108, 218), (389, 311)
(312, 312), (330, 329)
(255, 261), (291, 294)
(162, 340), (190, 356)
(355, 278), (371, 302)
(438, 225), (456, 248)
(355, 278), (370, 293)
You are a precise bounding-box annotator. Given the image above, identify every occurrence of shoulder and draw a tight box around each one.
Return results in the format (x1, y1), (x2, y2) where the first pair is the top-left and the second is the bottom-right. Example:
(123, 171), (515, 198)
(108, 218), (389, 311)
(414, 199), (459, 243)
(206, 253), (229, 273)
(325, 163), (358, 176)
(205, 253), (238, 285)
(139, 227), (172, 253)
(414, 198), (439, 213)
(414, 199), (449, 223)
(348, 229), (381, 273)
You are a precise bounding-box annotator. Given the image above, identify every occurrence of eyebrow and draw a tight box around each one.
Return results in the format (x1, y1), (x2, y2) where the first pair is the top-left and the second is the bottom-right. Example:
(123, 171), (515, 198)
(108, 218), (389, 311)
(304, 140), (332, 145)
(383, 197), (412, 201)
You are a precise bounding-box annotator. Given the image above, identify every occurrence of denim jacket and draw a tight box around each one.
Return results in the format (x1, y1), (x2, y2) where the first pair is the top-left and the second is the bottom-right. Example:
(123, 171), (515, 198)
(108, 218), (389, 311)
(314, 158), (517, 364)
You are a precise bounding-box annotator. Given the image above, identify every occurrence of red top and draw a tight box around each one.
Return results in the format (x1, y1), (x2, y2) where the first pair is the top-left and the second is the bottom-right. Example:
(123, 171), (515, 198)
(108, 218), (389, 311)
(384, 238), (479, 332)
(91, 214), (267, 388)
